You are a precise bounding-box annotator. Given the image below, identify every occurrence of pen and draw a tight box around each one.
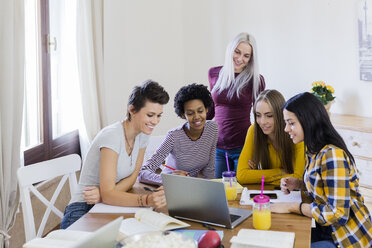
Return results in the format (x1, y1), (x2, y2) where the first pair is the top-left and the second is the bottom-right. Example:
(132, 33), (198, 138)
(162, 164), (189, 176)
(162, 164), (176, 171)
(202, 223), (216, 230)
(144, 186), (159, 192)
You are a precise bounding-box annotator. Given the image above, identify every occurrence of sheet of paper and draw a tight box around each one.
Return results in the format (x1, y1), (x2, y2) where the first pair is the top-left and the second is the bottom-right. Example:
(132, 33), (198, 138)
(89, 203), (152, 213)
(120, 218), (159, 237)
(240, 188), (301, 205)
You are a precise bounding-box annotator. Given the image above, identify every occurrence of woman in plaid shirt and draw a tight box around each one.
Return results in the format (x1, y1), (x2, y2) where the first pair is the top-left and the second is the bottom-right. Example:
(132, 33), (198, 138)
(271, 92), (372, 248)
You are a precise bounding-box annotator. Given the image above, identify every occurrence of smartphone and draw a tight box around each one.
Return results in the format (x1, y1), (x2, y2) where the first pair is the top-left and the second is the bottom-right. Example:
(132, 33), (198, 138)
(249, 193), (278, 199)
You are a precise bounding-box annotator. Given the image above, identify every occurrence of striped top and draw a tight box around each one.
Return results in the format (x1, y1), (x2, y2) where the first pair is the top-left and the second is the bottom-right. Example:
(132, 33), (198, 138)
(138, 120), (218, 185)
(305, 145), (372, 248)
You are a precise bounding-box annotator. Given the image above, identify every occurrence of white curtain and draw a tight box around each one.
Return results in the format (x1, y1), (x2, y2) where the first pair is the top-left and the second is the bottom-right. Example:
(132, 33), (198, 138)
(0, 1), (24, 247)
(76, 0), (104, 159)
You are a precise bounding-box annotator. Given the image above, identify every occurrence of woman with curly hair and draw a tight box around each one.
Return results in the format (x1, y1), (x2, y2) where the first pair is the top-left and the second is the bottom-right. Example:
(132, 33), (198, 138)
(138, 83), (218, 185)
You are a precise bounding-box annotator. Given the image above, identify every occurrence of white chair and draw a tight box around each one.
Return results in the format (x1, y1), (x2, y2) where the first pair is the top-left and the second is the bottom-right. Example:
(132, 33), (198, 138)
(17, 154), (81, 242)
(143, 135), (166, 163)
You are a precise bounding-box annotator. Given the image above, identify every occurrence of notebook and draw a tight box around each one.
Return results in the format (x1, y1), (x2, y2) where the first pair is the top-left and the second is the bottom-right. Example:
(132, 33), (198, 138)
(230, 229), (295, 248)
(210, 178), (244, 193)
(161, 174), (252, 229)
(23, 217), (122, 248)
(72, 217), (123, 248)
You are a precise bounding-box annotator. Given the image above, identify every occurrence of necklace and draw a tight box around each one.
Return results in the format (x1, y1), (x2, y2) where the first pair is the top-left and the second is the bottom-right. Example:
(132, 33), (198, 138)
(123, 121), (133, 152)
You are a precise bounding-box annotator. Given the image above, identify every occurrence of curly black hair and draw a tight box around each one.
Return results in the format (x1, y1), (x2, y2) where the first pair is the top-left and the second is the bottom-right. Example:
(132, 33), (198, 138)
(174, 83), (214, 118)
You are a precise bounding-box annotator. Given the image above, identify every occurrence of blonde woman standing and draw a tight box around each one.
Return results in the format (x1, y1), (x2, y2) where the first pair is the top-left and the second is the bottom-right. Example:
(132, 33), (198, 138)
(207, 32), (266, 178)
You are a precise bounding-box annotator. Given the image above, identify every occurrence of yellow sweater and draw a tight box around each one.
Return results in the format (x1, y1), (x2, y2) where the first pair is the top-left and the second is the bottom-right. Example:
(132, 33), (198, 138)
(237, 124), (305, 186)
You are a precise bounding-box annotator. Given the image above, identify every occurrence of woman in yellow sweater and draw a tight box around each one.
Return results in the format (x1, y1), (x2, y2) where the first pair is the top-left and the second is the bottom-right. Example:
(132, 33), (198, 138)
(237, 89), (305, 186)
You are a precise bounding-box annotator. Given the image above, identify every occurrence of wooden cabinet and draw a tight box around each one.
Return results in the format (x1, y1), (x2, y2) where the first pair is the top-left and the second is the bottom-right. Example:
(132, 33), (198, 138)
(331, 114), (372, 211)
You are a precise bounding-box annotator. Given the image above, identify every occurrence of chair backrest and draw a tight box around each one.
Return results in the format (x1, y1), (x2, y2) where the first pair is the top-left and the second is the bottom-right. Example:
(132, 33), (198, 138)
(143, 135), (166, 162)
(18, 154), (81, 242)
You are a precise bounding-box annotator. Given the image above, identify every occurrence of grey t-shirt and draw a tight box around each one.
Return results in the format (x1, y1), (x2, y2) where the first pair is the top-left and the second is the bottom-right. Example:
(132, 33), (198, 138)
(70, 121), (149, 203)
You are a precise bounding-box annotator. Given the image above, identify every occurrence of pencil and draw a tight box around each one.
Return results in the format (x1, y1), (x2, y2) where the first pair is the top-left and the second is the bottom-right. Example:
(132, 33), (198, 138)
(162, 164), (189, 176)
(162, 164), (176, 170)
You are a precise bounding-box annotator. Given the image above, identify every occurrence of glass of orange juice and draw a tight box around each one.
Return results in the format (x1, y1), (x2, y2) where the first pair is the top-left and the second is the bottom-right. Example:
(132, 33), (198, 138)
(252, 195), (271, 230)
(222, 171), (237, 201)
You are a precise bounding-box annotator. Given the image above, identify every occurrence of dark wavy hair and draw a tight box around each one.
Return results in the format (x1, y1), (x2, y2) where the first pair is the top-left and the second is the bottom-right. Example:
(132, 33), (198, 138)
(253, 89), (294, 173)
(283, 92), (354, 162)
(126, 80), (169, 121)
(174, 83), (214, 118)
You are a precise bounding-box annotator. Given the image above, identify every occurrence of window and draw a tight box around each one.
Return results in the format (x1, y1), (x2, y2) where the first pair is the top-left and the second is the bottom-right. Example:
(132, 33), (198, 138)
(23, 0), (82, 165)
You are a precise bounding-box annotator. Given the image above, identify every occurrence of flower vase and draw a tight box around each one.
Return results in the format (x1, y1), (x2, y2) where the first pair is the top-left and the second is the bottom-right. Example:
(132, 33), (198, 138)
(324, 101), (333, 116)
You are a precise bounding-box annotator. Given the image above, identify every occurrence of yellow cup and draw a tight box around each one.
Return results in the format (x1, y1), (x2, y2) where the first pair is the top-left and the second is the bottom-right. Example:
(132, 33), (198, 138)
(252, 195), (271, 230)
(224, 183), (238, 201)
(253, 209), (271, 230)
(222, 171), (238, 201)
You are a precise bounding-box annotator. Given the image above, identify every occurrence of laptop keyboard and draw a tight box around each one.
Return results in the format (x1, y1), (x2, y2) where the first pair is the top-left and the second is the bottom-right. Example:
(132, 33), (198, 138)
(230, 214), (240, 222)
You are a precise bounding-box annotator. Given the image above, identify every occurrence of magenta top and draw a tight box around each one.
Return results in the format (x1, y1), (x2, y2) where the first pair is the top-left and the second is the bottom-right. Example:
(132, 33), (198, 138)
(207, 66), (266, 150)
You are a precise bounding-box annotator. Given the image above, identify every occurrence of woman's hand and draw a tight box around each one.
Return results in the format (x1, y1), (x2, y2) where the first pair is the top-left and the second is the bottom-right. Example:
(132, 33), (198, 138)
(248, 160), (257, 169)
(150, 186), (167, 209)
(271, 202), (294, 214)
(83, 186), (101, 204)
(281, 177), (300, 194)
(171, 170), (189, 176)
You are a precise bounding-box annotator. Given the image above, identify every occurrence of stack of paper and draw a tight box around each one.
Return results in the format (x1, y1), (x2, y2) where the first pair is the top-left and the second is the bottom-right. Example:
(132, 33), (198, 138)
(89, 203), (152, 213)
(230, 229), (295, 248)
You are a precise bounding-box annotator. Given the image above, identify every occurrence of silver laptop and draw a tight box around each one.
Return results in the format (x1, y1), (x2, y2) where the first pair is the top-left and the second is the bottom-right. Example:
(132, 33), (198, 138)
(161, 174), (252, 229)
(72, 217), (123, 248)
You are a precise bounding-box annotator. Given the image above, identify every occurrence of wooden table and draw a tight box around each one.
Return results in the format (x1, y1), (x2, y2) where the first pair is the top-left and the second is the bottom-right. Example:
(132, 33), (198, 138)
(68, 183), (312, 248)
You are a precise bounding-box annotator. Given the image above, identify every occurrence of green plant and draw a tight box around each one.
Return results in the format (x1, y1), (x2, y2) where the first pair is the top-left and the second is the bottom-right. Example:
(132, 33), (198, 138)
(311, 81), (335, 105)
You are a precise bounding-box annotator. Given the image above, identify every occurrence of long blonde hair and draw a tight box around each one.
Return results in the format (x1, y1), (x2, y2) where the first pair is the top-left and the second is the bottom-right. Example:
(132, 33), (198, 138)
(212, 32), (261, 99)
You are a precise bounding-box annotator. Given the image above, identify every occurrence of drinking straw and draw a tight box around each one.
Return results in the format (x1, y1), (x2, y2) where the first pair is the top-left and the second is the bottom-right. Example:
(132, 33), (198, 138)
(261, 175), (264, 198)
(225, 152), (230, 172)
(260, 175), (265, 211)
(225, 152), (232, 187)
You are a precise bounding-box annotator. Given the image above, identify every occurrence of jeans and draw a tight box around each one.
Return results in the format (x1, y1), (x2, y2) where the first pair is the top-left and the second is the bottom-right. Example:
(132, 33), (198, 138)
(60, 202), (94, 229)
(215, 147), (243, 178)
(311, 241), (337, 248)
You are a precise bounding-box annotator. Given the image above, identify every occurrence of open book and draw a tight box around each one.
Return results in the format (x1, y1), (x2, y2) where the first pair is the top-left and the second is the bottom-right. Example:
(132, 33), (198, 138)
(230, 229), (295, 248)
(23, 230), (91, 248)
(119, 209), (190, 237)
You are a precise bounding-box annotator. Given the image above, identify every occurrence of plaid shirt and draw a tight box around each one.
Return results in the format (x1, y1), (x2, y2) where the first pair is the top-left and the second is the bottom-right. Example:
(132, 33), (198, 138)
(304, 145), (372, 248)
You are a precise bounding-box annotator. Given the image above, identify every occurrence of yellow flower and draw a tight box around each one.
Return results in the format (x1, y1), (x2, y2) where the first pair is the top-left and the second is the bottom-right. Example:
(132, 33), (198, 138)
(312, 81), (321, 87)
(326, 85), (335, 93)
(311, 81), (335, 104)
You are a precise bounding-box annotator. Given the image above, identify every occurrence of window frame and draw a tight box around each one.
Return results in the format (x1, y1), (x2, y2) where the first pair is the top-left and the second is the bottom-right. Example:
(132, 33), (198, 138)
(24, 0), (81, 166)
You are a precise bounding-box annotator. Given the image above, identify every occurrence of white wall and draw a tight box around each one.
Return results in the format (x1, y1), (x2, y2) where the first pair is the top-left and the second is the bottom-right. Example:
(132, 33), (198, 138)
(105, 0), (372, 135)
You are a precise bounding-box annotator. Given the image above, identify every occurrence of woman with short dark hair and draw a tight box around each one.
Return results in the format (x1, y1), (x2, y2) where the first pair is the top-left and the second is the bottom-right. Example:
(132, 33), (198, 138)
(61, 80), (169, 229)
(138, 83), (218, 185)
